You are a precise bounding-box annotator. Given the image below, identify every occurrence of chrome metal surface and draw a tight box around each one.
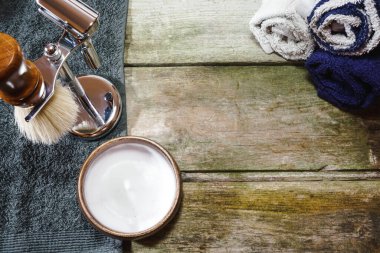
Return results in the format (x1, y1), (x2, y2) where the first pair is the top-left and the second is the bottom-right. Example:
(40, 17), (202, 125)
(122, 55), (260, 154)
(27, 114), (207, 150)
(30, 0), (102, 121)
(27, 32), (80, 121)
(81, 39), (101, 69)
(24, 84), (50, 122)
(27, 1), (119, 139)
(36, 0), (99, 39)
(70, 75), (122, 139)
(37, 0), (102, 70)
(60, 62), (105, 126)
(44, 43), (62, 62)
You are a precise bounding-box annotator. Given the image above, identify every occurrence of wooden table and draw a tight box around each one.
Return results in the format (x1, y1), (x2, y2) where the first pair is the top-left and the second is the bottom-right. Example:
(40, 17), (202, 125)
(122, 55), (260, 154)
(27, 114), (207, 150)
(123, 0), (380, 251)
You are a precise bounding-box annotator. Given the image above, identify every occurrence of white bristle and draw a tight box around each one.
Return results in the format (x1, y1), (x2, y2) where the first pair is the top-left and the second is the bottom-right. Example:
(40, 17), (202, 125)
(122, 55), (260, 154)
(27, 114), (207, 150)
(14, 84), (80, 145)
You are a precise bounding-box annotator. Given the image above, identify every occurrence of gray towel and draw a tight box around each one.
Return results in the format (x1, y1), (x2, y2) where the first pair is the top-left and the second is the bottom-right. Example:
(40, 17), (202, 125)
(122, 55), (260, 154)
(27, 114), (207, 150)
(0, 0), (128, 252)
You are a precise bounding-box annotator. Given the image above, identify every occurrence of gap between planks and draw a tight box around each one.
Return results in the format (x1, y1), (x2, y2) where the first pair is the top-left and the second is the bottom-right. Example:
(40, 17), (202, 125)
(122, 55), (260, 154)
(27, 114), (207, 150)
(181, 171), (380, 182)
(124, 61), (303, 68)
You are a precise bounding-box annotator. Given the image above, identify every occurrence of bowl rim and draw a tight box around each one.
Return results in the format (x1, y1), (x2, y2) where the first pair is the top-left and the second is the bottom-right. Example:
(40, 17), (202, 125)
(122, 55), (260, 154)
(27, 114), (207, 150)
(77, 136), (182, 240)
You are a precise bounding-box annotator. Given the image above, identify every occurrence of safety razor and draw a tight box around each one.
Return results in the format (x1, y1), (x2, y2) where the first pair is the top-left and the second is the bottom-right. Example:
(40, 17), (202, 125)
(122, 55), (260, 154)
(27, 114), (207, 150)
(30, 0), (122, 139)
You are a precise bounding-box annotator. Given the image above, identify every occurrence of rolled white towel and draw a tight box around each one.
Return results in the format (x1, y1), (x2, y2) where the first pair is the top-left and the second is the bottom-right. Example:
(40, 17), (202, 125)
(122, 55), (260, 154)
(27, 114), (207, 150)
(296, 0), (318, 19)
(308, 0), (380, 56)
(249, 0), (315, 60)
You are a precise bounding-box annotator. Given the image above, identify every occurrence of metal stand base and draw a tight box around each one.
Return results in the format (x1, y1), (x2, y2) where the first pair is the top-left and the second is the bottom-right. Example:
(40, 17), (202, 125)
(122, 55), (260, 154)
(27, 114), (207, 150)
(70, 75), (122, 139)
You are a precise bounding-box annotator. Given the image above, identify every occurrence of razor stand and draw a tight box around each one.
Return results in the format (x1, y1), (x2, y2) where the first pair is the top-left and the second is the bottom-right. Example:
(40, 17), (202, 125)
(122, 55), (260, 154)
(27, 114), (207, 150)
(30, 32), (122, 140)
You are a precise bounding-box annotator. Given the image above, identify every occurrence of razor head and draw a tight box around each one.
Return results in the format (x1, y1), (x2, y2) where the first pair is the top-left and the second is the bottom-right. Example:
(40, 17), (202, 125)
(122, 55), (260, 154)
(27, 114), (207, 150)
(36, 0), (99, 40)
(36, 0), (102, 69)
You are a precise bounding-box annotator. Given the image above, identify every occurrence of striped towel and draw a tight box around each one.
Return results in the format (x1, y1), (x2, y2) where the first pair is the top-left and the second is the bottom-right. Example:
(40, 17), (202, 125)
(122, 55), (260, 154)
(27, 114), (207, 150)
(308, 0), (380, 56)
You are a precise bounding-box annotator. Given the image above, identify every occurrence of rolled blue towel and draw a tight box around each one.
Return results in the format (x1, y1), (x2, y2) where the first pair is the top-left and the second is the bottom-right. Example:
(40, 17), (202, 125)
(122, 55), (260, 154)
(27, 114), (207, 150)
(308, 0), (380, 56)
(305, 49), (380, 109)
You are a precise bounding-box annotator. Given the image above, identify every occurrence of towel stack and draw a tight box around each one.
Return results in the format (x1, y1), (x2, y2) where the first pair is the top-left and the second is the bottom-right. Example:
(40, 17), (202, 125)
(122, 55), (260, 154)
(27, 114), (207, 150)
(250, 0), (380, 110)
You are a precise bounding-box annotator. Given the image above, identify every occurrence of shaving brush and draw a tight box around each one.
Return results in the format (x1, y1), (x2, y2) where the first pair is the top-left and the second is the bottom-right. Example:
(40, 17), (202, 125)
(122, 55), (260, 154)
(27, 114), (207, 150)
(0, 33), (79, 144)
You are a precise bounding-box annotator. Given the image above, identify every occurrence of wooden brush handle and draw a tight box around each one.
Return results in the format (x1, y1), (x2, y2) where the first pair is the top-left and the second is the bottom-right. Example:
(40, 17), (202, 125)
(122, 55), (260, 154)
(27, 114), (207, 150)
(0, 33), (45, 107)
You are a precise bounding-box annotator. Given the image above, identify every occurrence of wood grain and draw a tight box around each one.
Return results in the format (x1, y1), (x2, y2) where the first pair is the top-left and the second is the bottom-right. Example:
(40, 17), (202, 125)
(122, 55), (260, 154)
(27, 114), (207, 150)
(0, 33), (44, 106)
(125, 66), (380, 171)
(132, 181), (380, 252)
(124, 0), (284, 65)
(0, 33), (22, 82)
(123, 0), (380, 251)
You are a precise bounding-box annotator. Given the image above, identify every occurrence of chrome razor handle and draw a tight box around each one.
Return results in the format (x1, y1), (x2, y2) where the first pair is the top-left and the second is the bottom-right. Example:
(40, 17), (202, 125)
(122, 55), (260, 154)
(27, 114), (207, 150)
(81, 39), (101, 69)
(36, 0), (101, 69)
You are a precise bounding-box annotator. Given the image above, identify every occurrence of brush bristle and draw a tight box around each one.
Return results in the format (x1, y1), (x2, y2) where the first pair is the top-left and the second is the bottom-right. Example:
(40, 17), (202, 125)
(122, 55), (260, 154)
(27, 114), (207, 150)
(14, 84), (80, 145)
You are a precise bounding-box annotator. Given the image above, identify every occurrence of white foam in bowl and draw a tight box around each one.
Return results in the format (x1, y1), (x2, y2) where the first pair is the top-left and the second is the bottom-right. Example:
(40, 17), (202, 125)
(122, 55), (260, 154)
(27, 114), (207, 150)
(82, 141), (178, 234)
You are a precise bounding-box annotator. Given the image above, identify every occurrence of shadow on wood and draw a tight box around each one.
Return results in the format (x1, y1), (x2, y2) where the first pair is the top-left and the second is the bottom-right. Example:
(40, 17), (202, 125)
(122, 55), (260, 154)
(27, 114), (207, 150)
(134, 198), (184, 248)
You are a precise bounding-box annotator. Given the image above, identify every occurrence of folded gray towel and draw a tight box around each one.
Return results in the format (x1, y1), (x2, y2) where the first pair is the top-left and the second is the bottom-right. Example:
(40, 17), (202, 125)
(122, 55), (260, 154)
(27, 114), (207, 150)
(0, 0), (128, 252)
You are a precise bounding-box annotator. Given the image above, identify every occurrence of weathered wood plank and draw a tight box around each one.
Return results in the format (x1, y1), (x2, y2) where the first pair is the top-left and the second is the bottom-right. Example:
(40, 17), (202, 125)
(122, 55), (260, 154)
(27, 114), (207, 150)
(125, 66), (380, 171)
(132, 181), (380, 252)
(124, 0), (284, 65)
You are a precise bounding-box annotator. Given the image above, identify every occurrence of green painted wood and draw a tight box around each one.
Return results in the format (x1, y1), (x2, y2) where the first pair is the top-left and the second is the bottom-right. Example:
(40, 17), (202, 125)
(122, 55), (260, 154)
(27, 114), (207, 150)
(124, 0), (284, 65)
(132, 181), (380, 252)
(125, 66), (380, 171)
